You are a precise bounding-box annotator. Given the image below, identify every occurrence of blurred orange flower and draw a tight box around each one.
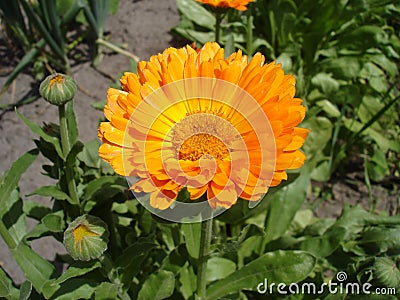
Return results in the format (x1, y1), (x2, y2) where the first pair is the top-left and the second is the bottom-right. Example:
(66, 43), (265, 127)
(98, 42), (308, 210)
(196, 0), (254, 11)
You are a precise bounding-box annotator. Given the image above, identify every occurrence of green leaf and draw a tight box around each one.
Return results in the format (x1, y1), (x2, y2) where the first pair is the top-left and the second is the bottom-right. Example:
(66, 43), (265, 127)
(276, 52), (293, 72)
(173, 27), (214, 45)
(311, 73), (340, 95)
(16, 110), (64, 158)
(343, 118), (391, 152)
(350, 94), (400, 152)
(365, 147), (389, 182)
(303, 218), (336, 236)
(374, 257), (400, 288)
(298, 226), (347, 258)
(2, 189), (26, 244)
(289, 209), (314, 233)
(310, 160), (330, 182)
(82, 176), (127, 211)
(217, 173), (300, 225)
(161, 244), (188, 274)
(116, 239), (158, 291)
(46, 278), (97, 300)
(224, 33), (235, 58)
(138, 270), (175, 300)
(11, 243), (55, 295)
(94, 282), (119, 300)
(359, 62), (387, 93)
(358, 227), (400, 255)
(18, 281), (32, 300)
(179, 265), (196, 299)
(34, 208), (64, 228)
(0, 149), (38, 216)
(206, 257), (236, 283)
(333, 205), (400, 236)
(159, 225), (180, 251)
(358, 95), (384, 124)
(206, 250), (316, 299)
(322, 57), (361, 80)
(30, 186), (73, 203)
(181, 222), (201, 259)
(23, 200), (52, 220)
(263, 168), (311, 244)
(24, 210), (65, 240)
(176, 0), (215, 30)
(339, 25), (388, 52)
(66, 141), (84, 168)
(237, 224), (265, 244)
(42, 211), (65, 232)
(77, 139), (102, 168)
(368, 52), (398, 78)
(82, 176), (126, 202)
(303, 117), (333, 159)
(0, 267), (12, 297)
(53, 261), (101, 285)
(316, 100), (341, 118)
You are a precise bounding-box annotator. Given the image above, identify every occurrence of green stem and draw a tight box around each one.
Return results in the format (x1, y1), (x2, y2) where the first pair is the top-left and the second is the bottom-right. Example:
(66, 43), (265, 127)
(64, 54), (71, 75)
(96, 38), (139, 62)
(59, 104), (80, 207)
(246, 7), (253, 56)
(215, 11), (222, 44)
(0, 221), (16, 249)
(197, 217), (213, 300)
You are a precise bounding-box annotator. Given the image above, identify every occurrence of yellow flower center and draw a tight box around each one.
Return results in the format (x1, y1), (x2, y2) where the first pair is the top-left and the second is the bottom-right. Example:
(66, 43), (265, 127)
(73, 224), (99, 243)
(49, 74), (64, 86)
(170, 113), (239, 161)
(179, 133), (229, 161)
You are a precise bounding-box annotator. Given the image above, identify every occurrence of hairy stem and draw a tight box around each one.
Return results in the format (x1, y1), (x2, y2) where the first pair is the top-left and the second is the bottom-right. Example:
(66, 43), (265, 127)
(59, 104), (80, 207)
(197, 217), (213, 299)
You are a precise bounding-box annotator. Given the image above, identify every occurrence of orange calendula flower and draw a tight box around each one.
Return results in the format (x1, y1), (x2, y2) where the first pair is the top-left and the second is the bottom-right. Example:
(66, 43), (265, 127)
(196, 0), (254, 11)
(98, 42), (308, 212)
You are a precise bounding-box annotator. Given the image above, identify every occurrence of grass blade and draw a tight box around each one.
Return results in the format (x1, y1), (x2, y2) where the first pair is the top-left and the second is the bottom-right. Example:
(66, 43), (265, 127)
(0, 40), (44, 99)
(19, 0), (65, 61)
(43, 0), (63, 46)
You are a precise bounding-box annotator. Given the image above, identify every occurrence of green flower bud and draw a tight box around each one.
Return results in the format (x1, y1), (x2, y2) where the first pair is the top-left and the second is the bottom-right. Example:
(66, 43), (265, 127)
(63, 215), (109, 261)
(39, 73), (77, 105)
